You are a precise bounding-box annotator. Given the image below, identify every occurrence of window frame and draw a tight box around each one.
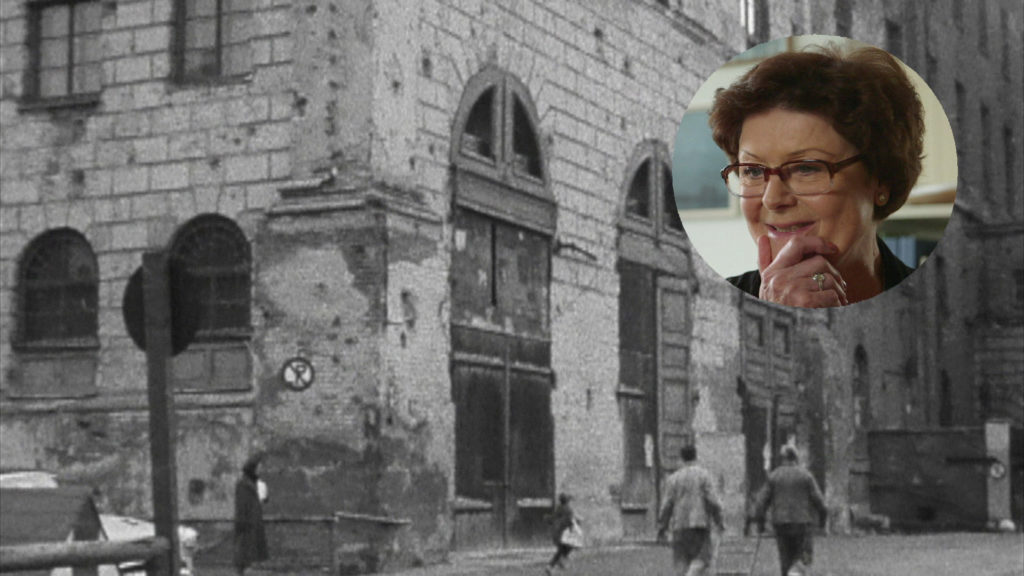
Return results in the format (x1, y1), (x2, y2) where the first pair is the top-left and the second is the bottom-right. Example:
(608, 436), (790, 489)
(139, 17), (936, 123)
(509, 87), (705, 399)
(172, 0), (253, 85)
(620, 141), (687, 243)
(451, 66), (554, 235)
(168, 214), (253, 342)
(14, 228), (100, 352)
(21, 0), (103, 110)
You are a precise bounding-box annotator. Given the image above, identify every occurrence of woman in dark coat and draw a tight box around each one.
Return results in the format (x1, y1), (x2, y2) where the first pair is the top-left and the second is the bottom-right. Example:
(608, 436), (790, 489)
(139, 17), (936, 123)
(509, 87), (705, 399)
(233, 454), (268, 575)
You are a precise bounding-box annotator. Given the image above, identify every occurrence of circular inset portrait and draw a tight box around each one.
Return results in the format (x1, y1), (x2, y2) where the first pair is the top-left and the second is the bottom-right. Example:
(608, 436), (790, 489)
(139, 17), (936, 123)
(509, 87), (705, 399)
(673, 35), (956, 308)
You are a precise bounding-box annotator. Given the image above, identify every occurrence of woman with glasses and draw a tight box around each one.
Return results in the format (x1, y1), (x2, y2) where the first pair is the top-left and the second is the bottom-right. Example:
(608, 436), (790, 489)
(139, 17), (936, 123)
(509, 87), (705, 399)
(709, 44), (924, 307)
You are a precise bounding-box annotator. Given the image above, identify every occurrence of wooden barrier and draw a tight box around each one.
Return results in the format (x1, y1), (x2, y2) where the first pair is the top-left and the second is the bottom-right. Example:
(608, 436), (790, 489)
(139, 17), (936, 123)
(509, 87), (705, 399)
(0, 537), (171, 575)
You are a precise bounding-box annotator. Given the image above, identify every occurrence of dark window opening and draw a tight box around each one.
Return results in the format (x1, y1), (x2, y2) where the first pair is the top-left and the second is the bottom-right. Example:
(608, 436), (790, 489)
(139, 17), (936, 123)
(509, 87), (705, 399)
(512, 97), (542, 178)
(745, 314), (764, 348)
(18, 229), (98, 345)
(463, 87), (495, 159)
(177, 0), (253, 81)
(627, 160), (651, 219)
(170, 215), (251, 338)
(773, 322), (790, 356)
(662, 164), (683, 231)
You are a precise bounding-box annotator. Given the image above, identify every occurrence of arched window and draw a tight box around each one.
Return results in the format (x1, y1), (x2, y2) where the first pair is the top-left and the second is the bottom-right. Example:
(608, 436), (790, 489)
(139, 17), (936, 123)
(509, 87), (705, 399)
(451, 66), (553, 234)
(170, 214), (251, 339)
(17, 229), (98, 348)
(622, 141), (684, 236)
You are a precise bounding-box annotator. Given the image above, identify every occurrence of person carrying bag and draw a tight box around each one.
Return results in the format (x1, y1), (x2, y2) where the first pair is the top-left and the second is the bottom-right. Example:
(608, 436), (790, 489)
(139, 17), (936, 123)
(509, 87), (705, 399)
(545, 493), (582, 573)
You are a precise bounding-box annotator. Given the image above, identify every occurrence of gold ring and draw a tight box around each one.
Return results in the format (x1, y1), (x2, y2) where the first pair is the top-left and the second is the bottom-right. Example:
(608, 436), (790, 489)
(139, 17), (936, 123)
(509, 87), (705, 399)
(812, 273), (826, 291)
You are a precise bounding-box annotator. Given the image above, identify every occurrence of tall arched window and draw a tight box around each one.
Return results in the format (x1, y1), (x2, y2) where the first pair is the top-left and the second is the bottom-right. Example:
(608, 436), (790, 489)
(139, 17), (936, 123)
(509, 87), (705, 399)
(449, 67), (554, 548)
(170, 214), (251, 340)
(17, 228), (98, 348)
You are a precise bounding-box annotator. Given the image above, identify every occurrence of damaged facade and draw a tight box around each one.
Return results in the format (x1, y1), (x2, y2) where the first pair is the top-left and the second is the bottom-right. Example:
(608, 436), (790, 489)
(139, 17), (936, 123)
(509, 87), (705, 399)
(0, 0), (1021, 572)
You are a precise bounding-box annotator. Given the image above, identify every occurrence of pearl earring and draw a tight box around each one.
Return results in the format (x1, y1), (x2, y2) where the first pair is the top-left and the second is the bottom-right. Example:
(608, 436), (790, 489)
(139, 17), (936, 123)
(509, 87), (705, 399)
(878, 194), (887, 204)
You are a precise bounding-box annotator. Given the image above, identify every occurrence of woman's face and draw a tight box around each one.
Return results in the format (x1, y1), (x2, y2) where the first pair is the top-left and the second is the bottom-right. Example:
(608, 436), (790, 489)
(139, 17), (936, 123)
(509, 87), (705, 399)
(737, 108), (886, 271)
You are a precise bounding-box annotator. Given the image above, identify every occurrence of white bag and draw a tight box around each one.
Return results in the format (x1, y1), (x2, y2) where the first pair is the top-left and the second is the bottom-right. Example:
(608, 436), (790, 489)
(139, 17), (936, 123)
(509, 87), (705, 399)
(559, 519), (585, 548)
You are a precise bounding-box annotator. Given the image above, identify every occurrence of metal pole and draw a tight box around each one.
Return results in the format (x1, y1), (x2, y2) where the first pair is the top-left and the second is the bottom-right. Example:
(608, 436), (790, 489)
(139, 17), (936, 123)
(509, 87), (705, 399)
(143, 251), (180, 576)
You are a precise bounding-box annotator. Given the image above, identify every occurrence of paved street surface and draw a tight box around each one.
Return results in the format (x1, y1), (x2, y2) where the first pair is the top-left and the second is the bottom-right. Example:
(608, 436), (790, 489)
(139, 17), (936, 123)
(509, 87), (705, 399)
(209, 532), (1023, 576)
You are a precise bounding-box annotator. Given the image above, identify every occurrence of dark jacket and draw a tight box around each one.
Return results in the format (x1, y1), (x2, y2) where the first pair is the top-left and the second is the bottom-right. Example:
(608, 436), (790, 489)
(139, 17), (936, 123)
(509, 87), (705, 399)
(547, 502), (575, 545)
(753, 462), (827, 526)
(233, 474), (268, 568)
(728, 236), (914, 297)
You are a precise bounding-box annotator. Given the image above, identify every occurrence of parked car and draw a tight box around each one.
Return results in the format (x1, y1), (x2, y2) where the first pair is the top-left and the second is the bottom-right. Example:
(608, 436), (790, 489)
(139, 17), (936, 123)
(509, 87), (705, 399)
(0, 470), (198, 576)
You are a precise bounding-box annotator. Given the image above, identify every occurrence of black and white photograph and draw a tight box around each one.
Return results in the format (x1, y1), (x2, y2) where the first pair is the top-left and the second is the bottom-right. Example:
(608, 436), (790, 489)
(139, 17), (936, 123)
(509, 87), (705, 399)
(0, 1), (1021, 575)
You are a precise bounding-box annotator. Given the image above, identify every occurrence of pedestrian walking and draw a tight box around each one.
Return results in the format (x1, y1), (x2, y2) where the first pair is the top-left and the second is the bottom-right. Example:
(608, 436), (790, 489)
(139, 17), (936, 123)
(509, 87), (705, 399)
(752, 445), (828, 576)
(545, 493), (582, 574)
(657, 444), (724, 576)
(234, 453), (269, 576)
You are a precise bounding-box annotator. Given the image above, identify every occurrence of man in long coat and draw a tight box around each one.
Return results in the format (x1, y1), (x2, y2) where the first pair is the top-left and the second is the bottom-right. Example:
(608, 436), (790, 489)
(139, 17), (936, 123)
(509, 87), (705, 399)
(234, 454), (269, 575)
(657, 444), (723, 576)
(753, 445), (828, 576)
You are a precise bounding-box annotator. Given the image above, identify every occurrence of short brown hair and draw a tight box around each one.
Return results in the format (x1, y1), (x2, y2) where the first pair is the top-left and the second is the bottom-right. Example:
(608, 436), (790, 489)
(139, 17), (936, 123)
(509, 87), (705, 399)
(708, 44), (924, 219)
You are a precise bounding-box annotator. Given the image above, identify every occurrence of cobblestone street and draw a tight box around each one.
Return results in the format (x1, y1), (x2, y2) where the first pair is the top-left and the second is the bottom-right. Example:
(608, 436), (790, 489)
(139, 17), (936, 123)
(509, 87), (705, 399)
(212, 532), (1023, 576)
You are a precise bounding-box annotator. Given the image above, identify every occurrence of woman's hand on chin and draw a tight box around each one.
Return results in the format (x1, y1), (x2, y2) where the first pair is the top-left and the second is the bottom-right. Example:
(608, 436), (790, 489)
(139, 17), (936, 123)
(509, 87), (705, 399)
(757, 235), (849, 308)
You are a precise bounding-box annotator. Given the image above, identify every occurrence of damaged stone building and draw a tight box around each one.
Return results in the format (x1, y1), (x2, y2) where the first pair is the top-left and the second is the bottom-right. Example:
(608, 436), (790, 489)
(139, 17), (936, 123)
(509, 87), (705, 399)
(0, 0), (1021, 572)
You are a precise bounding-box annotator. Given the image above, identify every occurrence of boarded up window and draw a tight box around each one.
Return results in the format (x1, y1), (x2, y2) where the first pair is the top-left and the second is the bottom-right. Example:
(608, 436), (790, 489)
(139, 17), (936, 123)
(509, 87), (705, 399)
(452, 209), (549, 338)
(453, 365), (505, 498)
(509, 372), (554, 497)
(658, 277), (691, 469)
(451, 340), (553, 500)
